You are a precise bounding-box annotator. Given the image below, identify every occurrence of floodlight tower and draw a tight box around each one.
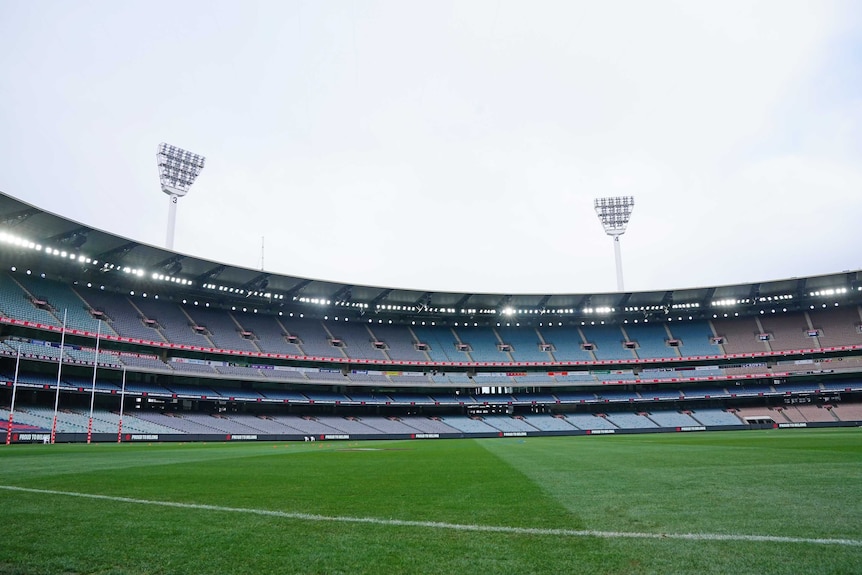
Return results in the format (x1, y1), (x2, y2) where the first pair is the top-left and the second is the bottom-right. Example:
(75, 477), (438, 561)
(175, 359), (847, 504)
(594, 196), (635, 292)
(157, 143), (206, 250)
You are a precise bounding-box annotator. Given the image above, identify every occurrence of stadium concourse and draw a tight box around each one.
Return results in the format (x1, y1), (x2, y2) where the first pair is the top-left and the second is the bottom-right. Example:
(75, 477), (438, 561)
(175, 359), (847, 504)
(0, 191), (861, 443)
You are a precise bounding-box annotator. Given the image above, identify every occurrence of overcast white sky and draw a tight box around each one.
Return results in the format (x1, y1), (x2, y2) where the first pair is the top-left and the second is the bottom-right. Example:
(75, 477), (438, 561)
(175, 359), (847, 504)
(0, 1), (860, 295)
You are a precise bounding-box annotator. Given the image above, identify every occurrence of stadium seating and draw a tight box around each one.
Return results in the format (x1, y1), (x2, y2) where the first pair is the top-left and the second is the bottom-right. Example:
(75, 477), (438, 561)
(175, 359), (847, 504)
(335, 322), (395, 360)
(183, 306), (261, 353)
(688, 409), (741, 426)
(133, 298), (215, 348)
(665, 321), (718, 356)
(829, 403), (862, 422)
(75, 287), (170, 342)
(807, 308), (862, 348)
(644, 411), (700, 427)
(580, 324), (636, 361)
(2, 271), (862, 443)
(521, 414), (578, 431)
(604, 412), (658, 429)
(563, 413), (617, 430)
(622, 323), (678, 359)
(495, 325), (554, 362)
(757, 314), (813, 352)
(439, 416), (499, 433)
(451, 326), (509, 363)
(365, 323), (429, 362)
(0, 273), (64, 327)
(536, 326), (594, 362)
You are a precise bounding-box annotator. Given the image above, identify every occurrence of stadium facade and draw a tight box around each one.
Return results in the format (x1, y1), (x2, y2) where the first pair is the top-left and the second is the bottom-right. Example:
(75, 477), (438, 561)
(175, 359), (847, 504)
(0, 191), (860, 443)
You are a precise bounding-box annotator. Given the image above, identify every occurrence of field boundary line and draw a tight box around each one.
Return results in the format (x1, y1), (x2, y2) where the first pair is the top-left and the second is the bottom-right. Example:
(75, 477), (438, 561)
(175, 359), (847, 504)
(2, 484), (860, 547)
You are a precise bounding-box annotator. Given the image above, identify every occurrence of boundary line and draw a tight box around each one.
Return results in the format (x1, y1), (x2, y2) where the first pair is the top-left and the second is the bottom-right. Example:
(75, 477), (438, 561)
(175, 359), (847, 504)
(2, 485), (860, 547)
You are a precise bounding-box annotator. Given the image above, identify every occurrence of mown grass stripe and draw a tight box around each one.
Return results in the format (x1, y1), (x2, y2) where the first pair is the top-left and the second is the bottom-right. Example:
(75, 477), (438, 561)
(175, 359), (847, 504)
(2, 484), (859, 547)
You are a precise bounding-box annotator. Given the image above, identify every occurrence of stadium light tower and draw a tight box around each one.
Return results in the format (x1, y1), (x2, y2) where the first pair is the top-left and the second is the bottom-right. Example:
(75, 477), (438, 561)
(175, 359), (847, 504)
(594, 196), (635, 292)
(157, 143), (206, 250)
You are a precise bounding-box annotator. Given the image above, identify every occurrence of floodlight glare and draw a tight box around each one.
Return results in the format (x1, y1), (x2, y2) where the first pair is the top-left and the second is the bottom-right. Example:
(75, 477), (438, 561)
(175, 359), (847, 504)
(157, 143), (206, 250)
(594, 196), (635, 292)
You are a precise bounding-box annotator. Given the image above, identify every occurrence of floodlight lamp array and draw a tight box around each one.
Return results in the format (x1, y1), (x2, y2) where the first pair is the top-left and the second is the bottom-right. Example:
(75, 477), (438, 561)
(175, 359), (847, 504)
(157, 143), (206, 197)
(594, 196), (634, 237)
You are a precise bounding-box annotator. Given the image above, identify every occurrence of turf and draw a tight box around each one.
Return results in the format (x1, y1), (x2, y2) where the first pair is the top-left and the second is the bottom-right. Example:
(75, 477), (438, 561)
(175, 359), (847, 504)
(0, 428), (860, 574)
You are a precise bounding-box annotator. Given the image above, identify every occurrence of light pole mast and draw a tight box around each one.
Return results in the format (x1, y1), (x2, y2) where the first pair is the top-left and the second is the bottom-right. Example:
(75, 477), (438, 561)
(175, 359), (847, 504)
(594, 196), (635, 292)
(157, 143), (206, 250)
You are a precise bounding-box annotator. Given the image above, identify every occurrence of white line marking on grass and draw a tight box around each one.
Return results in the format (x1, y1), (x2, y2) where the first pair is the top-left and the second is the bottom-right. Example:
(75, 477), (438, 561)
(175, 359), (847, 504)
(2, 484), (860, 547)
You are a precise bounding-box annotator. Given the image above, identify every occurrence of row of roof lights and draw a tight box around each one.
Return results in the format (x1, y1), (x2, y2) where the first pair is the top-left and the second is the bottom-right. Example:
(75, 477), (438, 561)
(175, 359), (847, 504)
(203, 283), (283, 299)
(713, 298), (751, 307)
(0, 231), (197, 286)
(0, 232), (42, 251)
(98, 263), (145, 278)
(297, 297), (330, 305)
(4, 230), (862, 313)
(712, 295), (795, 306)
(758, 294), (793, 301)
(0, 230), (285, 299)
(335, 301), (370, 309)
(1, 232), (98, 265)
(583, 307), (614, 314)
(506, 308), (593, 315)
(810, 288), (849, 296)
(8, 266), (851, 325)
(155, 273), (191, 285)
(319, 288), (850, 313)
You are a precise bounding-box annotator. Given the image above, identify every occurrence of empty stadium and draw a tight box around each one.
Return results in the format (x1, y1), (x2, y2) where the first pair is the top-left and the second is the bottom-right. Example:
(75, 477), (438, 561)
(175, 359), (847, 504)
(1, 189), (861, 575)
(0, 190), (860, 442)
(3, 2), (862, 573)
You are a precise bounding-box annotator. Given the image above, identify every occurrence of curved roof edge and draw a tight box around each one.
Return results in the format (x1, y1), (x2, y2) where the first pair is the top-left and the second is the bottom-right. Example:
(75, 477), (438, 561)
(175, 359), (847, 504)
(1, 189), (860, 323)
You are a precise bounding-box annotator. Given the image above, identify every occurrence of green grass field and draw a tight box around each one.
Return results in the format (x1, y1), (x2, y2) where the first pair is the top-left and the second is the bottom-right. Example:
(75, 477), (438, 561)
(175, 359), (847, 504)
(1, 428), (861, 575)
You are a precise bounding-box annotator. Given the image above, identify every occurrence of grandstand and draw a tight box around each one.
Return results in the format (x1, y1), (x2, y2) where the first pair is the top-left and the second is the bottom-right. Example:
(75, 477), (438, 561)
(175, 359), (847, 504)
(0, 190), (861, 443)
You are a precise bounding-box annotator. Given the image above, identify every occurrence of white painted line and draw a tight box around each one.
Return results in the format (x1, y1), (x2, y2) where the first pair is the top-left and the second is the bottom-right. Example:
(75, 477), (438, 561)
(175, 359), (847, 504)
(2, 485), (859, 547)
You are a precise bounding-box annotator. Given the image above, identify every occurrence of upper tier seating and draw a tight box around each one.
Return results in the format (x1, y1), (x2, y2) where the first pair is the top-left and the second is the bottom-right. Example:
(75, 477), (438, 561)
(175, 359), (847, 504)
(580, 324), (637, 361)
(325, 321), (390, 361)
(807, 307), (862, 348)
(495, 325), (554, 362)
(365, 323), (429, 362)
(0, 273), (63, 327)
(133, 298), (215, 348)
(411, 325), (465, 363)
(757, 313), (814, 352)
(535, 326), (594, 362)
(183, 306), (261, 353)
(75, 288), (168, 342)
(665, 321), (718, 356)
(452, 326), (510, 363)
(711, 317), (767, 355)
(15, 275), (116, 335)
(2, 274), (862, 373)
(622, 323), (678, 359)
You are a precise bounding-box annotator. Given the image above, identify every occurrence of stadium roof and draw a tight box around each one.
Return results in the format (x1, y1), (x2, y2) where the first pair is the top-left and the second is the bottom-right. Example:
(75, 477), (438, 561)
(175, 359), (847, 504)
(1, 190), (860, 324)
